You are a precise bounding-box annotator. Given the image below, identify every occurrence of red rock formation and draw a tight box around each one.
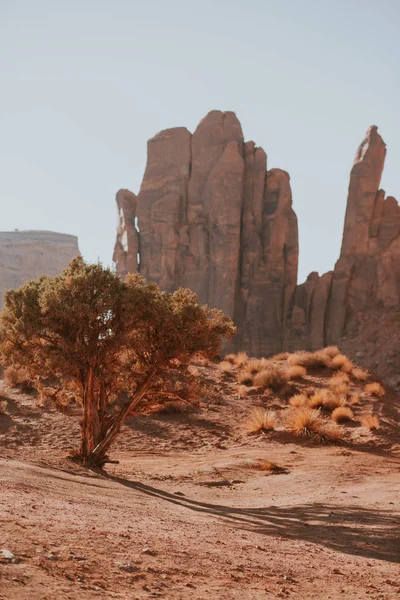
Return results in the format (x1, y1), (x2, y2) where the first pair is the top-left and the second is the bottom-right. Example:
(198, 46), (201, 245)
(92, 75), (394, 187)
(0, 230), (79, 308)
(113, 115), (399, 386)
(112, 189), (138, 279)
(288, 125), (400, 387)
(113, 110), (298, 355)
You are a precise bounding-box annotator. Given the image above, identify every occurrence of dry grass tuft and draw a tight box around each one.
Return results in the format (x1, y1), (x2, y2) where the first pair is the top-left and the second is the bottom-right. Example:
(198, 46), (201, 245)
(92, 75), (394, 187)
(307, 390), (327, 409)
(323, 393), (347, 412)
(232, 352), (249, 367)
(237, 371), (253, 386)
(245, 408), (277, 434)
(238, 385), (250, 399)
(287, 349), (332, 369)
(351, 367), (370, 381)
(258, 460), (287, 473)
(0, 400), (8, 414)
(286, 406), (343, 442)
(364, 382), (385, 397)
(289, 393), (308, 407)
(218, 361), (234, 376)
(253, 366), (285, 390)
(243, 358), (270, 375)
(323, 346), (340, 358)
(349, 394), (362, 406)
(224, 353), (237, 364)
(331, 406), (354, 423)
(361, 414), (380, 430)
(285, 365), (307, 380)
(330, 354), (354, 373)
(271, 352), (289, 361)
(4, 366), (34, 390)
(330, 371), (350, 384)
(329, 380), (350, 397)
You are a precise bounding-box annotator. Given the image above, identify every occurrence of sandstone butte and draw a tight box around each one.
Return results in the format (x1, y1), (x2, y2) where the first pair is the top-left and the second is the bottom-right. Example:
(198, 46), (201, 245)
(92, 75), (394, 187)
(0, 230), (80, 308)
(113, 111), (400, 389)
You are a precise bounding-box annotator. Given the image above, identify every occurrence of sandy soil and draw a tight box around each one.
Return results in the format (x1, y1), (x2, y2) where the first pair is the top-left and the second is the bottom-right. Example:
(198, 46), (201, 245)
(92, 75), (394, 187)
(1, 362), (399, 599)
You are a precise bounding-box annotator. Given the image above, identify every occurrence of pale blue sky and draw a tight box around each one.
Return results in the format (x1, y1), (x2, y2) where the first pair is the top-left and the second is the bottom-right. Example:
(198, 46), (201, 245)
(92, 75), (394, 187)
(1, 0), (399, 282)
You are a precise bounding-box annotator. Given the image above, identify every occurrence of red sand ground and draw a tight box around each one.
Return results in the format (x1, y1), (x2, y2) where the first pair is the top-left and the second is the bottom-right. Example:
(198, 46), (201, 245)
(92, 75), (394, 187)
(1, 361), (399, 599)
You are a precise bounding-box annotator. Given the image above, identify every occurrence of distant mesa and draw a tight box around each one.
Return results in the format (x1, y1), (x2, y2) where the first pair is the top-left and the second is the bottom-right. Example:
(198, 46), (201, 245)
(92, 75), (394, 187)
(0, 230), (80, 308)
(114, 110), (398, 388)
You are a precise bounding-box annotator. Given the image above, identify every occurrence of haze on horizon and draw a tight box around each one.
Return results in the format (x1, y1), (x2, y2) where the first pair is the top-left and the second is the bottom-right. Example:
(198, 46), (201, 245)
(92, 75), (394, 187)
(1, 0), (399, 283)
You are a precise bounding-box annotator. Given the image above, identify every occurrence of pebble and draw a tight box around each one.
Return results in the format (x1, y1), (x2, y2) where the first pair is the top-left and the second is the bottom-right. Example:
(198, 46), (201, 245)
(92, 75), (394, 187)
(1, 549), (19, 564)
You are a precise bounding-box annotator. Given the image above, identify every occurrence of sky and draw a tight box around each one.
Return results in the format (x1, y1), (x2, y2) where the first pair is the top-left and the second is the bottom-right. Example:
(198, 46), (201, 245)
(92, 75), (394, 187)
(1, 0), (399, 283)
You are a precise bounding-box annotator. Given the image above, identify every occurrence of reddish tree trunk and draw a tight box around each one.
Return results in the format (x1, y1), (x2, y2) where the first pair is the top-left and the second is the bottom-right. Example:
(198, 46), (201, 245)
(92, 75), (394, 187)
(80, 369), (102, 462)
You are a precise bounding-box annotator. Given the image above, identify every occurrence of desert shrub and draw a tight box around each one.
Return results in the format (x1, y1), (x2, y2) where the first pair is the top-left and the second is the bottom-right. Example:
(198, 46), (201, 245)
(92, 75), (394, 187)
(237, 370), (253, 386)
(331, 406), (354, 423)
(253, 365), (285, 390)
(364, 382), (385, 397)
(286, 406), (342, 442)
(4, 366), (34, 390)
(331, 354), (354, 373)
(0, 400), (7, 414)
(271, 352), (289, 361)
(224, 353), (237, 364)
(245, 408), (277, 434)
(289, 393), (308, 407)
(285, 365), (306, 380)
(351, 367), (369, 381)
(0, 257), (235, 466)
(361, 414), (380, 430)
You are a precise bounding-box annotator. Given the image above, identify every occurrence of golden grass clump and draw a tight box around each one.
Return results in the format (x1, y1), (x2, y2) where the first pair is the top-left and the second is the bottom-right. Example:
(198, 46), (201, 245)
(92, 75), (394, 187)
(361, 414), (380, 430)
(287, 351), (311, 367)
(323, 393), (346, 412)
(330, 354), (354, 373)
(253, 365), (285, 390)
(4, 366), (34, 390)
(238, 385), (249, 399)
(271, 352), (289, 361)
(285, 365), (307, 381)
(232, 352), (249, 367)
(331, 406), (354, 423)
(349, 394), (361, 406)
(224, 353), (237, 364)
(0, 400), (7, 414)
(307, 390), (327, 409)
(289, 393), (308, 407)
(330, 371), (350, 384)
(258, 461), (286, 473)
(286, 406), (343, 442)
(323, 346), (340, 358)
(243, 358), (269, 375)
(287, 349), (332, 369)
(237, 370), (253, 386)
(218, 360), (234, 376)
(364, 382), (385, 397)
(329, 381), (350, 398)
(245, 408), (277, 434)
(351, 367), (370, 381)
